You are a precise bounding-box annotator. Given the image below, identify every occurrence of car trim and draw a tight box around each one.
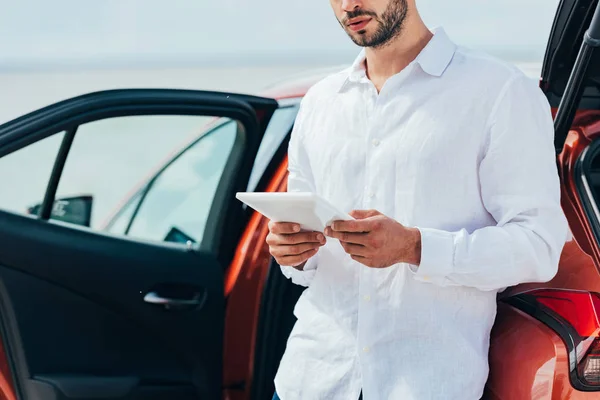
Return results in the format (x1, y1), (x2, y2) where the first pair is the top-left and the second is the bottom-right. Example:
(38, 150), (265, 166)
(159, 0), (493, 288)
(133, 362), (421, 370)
(276, 97), (302, 108)
(575, 141), (600, 246)
(505, 293), (600, 391)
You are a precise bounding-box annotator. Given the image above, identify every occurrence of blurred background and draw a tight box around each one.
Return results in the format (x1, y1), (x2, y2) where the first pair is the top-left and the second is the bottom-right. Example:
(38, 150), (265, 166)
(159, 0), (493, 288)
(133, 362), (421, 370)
(0, 0), (561, 233)
(0, 0), (559, 122)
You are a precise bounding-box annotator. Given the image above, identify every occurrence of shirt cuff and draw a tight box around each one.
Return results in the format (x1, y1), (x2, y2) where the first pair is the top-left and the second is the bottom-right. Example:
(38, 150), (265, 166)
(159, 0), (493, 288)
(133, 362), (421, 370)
(280, 255), (318, 287)
(409, 228), (455, 282)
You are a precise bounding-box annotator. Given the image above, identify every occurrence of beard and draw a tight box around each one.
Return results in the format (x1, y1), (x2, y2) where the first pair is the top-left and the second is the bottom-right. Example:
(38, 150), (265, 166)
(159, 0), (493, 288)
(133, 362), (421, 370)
(340, 0), (408, 49)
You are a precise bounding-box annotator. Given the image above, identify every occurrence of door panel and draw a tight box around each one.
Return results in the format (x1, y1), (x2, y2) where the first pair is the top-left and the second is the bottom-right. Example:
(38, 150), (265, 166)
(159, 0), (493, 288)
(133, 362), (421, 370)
(0, 89), (278, 400)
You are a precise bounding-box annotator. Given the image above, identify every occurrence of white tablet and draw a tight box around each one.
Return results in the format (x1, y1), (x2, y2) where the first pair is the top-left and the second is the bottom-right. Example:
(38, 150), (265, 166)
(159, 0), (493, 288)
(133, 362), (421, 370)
(236, 192), (354, 232)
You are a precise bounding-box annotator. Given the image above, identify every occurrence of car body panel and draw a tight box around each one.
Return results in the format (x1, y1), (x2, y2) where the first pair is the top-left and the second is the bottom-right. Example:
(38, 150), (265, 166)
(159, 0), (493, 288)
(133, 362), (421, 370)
(223, 158), (289, 400)
(0, 339), (16, 400)
(486, 303), (582, 400)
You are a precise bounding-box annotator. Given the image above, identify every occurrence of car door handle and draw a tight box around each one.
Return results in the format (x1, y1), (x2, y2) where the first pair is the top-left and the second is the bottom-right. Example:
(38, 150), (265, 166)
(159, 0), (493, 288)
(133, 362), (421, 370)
(143, 291), (204, 310)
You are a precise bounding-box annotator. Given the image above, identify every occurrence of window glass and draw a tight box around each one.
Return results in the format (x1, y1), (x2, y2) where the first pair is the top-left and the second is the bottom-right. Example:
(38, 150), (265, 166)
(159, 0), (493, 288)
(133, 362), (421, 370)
(3, 104), (293, 246)
(126, 120), (237, 244)
(106, 105), (297, 243)
(0, 132), (64, 215)
(247, 105), (298, 191)
(104, 190), (143, 235)
(55, 115), (214, 229)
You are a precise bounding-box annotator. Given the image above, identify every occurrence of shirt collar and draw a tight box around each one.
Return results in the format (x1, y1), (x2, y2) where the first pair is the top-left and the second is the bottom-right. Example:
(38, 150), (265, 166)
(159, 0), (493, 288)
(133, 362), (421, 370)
(415, 27), (457, 76)
(339, 27), (457, 92)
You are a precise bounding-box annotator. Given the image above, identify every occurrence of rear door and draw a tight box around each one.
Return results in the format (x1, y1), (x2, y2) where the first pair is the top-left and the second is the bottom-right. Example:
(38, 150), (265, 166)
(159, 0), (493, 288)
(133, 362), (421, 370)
(0, 89), (278, 400)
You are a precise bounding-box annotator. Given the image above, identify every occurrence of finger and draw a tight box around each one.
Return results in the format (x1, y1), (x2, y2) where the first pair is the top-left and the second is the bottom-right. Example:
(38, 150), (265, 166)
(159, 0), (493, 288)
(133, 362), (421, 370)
(350, 254), (373, 267)
(267, 232), (325, 246)
(324, 228), (369, 245)
(273, 242), (323, 257)
(330, 217), (376, 233)
(278, 248), (318, 266)
(269, 221), (301, 234)
(349, 209), (381, 219)
(340, 241), (369, 256)
(281, 232), (325, 245)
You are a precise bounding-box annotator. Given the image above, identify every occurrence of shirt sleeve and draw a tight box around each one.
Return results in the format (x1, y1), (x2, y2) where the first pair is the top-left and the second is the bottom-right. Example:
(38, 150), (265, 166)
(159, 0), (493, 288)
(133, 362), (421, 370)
(279, 98), (319, 287)
(412, 74), (569, 291)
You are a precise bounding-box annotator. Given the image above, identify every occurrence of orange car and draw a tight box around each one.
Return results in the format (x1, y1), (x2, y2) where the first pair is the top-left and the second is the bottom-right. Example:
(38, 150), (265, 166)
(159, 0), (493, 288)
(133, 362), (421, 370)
(1, 1), (600, 400)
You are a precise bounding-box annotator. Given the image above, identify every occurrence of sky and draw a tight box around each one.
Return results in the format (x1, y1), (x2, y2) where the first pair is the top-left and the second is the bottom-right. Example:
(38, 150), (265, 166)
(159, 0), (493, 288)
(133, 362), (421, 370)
(0, 0), (560, 69)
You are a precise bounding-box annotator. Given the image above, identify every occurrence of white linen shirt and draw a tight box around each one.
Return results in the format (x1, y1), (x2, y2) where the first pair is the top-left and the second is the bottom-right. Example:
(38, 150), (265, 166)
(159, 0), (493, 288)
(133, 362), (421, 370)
(275, 28), (568, 400)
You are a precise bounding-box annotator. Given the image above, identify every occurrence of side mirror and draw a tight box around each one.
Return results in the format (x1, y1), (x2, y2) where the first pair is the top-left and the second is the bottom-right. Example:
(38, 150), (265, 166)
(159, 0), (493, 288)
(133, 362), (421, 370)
(28, 195), (93, 227)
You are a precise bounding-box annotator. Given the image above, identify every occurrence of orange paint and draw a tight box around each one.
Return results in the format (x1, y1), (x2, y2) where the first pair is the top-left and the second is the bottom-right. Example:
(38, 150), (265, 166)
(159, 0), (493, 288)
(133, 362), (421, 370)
(222, 157), (289, 400)
(0, 338), (16, 400)
(486, 304), (587, 400)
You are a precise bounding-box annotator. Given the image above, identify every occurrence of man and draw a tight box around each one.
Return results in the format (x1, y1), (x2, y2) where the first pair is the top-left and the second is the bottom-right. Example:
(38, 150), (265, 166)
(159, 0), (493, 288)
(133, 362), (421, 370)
(266, 0), (569, 398)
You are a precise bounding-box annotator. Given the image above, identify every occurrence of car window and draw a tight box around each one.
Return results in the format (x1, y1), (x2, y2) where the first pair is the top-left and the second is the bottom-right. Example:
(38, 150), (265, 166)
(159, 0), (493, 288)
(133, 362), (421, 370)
(105, 104), (299, 241)
(0, 132), (64, 215)
(54, 115), (215, 228)
(247, 104), (298, 191)
(125, 119), (237, 244)
(103, 190), (143, 235)
(2, 109), (260, 247)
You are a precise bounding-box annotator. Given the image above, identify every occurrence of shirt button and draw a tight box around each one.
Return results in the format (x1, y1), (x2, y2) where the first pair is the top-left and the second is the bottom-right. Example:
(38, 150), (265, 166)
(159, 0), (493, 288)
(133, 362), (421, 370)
(367, 191), (375, 199)
(363, 295), (371, 302)
(372, 139), (380, 147)
(363, 346), (370, 353)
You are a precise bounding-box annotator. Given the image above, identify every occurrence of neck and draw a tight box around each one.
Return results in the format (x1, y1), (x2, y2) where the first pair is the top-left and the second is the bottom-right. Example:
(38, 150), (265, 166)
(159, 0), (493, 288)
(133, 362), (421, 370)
(364, 15), (432, 84)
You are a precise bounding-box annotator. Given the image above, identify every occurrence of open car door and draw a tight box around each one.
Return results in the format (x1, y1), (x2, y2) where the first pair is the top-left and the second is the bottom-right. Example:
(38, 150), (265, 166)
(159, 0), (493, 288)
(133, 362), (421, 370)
(0, 89), (278, 400)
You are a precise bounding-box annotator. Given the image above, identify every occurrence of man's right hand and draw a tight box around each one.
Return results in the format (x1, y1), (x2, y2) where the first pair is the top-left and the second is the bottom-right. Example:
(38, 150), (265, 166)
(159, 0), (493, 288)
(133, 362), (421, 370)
(266, 221), (326, 269)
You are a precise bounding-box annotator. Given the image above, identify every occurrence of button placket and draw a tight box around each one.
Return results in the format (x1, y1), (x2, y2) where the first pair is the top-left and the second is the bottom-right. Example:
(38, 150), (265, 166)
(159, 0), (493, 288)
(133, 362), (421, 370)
(358, 84), (380, 363)
(364, 106), (380, 206)
(362, 90), (376, 211)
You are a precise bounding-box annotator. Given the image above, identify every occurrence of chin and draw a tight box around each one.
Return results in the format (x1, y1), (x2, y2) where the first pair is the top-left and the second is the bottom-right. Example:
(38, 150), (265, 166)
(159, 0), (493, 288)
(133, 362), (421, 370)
(348, 30), (369, 41)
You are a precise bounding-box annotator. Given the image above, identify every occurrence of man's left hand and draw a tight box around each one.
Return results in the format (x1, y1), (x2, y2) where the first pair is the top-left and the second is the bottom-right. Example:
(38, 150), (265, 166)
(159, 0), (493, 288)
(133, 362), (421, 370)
(324, 210), (421, 268)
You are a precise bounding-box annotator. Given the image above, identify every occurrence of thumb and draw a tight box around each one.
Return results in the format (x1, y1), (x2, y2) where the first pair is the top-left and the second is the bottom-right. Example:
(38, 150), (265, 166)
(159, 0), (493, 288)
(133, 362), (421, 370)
(350, 209), (381, 219)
